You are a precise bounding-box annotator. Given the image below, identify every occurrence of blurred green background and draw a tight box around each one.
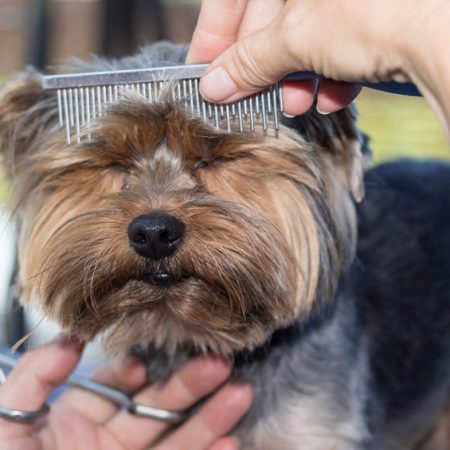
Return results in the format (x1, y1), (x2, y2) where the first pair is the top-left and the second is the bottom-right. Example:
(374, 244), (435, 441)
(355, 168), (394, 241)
(358, 91), (449, 162)
(0, 0), (449, 205)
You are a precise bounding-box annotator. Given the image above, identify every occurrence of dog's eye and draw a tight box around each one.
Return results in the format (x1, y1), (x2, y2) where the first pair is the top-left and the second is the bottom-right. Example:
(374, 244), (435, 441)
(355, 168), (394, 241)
(194, 160), (209, 170)
(110, 164), (130, 174)
(191, 157), (229, 175)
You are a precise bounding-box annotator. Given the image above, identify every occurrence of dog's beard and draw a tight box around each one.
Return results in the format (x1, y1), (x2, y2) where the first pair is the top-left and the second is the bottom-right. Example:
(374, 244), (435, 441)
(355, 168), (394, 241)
(5, 90), (361, 355)
(23, 192), (296, 354)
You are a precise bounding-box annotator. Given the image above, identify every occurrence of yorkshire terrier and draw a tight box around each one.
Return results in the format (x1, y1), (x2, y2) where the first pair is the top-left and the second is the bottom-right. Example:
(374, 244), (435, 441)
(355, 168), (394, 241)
(1, 42), (450, 450)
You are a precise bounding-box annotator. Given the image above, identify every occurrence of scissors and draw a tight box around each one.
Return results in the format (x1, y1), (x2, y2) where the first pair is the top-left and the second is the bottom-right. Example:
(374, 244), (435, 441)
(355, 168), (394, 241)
(0, 346), (187, 424)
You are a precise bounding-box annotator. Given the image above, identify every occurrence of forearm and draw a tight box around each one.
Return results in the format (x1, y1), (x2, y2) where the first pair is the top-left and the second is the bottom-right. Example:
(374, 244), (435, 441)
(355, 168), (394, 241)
(404, 2), (450, 139)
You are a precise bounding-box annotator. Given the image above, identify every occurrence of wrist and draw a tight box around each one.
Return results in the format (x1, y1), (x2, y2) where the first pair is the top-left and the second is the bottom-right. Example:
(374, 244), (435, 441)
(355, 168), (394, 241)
(401, 2), (450, 136)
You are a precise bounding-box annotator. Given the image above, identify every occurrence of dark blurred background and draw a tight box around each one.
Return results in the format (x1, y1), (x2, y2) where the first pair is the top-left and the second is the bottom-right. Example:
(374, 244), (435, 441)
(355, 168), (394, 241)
(0, 0), (448, 206)
(0, 0), (200, 74)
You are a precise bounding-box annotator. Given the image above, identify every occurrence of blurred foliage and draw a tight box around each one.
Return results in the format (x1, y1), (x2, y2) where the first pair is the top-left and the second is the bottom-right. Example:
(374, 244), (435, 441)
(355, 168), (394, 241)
(0, 89), (448, 206)
(357, 90), (449, 162)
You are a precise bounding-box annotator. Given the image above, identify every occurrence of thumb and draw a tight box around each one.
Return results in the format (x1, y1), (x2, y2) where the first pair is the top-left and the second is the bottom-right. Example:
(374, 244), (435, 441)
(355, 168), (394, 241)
(199, 20), (298, 103)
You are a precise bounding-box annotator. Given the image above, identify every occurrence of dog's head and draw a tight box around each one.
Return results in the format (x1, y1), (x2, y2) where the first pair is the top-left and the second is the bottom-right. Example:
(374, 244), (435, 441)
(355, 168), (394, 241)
(0, 44), (367, 355)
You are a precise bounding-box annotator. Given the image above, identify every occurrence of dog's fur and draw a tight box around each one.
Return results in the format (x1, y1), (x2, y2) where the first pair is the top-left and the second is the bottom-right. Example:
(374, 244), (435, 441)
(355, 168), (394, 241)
(1, 43), (450, 449)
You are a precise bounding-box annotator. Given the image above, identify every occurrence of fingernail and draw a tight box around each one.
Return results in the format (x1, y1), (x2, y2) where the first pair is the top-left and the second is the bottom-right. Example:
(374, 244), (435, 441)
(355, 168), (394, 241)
(225, 383), (253, 406)
(316, 105), (331, 115)
(200, 67), (238, 102)
(208, 353), (233, 365)
(119, 354), (147, 379)
(282, 111), (296, 118)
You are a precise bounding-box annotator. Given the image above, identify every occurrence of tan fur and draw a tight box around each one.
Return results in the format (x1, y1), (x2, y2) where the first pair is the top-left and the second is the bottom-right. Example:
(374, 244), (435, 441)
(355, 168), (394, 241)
(0, 72), (362, 356)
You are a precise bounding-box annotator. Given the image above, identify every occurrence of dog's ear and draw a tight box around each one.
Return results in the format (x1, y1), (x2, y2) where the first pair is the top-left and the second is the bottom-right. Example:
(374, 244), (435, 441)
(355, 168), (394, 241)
(285, 106), (370, 202)
(326, 107), (370, 202)
(0, 68), (56, 178)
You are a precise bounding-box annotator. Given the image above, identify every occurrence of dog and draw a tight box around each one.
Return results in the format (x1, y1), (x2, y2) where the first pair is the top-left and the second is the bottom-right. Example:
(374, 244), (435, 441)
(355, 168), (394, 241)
(1, 42), (450, 449)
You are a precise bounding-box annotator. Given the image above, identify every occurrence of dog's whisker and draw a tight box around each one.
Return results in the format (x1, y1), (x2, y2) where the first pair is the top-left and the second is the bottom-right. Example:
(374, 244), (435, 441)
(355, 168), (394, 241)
(12, 317), (46, 351)
(28, 262), (62, 280)
(82, 255), (109, 326)
(85, 269), (101, 323)
(46, 209), (122, 242)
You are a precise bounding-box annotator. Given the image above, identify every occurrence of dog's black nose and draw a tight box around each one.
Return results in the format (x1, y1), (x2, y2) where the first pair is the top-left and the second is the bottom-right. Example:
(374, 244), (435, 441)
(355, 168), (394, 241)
(128, 213), (185, 260)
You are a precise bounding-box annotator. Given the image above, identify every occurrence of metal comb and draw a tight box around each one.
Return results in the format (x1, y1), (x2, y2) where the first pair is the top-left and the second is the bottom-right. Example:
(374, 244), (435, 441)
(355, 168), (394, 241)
(43, 64), (283, 144)
(42, 63), (421, 144)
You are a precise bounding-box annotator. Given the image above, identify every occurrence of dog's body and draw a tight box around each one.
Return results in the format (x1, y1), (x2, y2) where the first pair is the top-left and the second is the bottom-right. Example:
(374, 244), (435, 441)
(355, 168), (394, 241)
(143, 160), (450, 450)
(1, 43), (450, 449)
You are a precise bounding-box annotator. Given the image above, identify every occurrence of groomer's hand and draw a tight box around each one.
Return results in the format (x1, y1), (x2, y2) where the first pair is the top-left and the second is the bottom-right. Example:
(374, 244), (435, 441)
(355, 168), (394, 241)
(0, 337), (251, 450)
(187, 0), (450, 136)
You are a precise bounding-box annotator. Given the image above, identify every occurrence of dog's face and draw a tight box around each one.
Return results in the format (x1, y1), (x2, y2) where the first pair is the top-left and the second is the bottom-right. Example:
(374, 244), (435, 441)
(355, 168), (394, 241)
(0, 68), (365, 355)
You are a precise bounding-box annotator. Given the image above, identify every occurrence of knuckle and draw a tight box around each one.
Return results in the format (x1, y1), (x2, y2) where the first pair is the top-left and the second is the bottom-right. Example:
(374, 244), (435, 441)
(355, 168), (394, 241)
(231, 40), (275, 90)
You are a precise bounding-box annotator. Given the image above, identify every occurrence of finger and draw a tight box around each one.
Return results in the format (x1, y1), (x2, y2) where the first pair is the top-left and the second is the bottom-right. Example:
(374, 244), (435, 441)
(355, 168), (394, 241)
(153, 383), (252, 450)
(0, 337), (82, 440)
(186, 0), (248, 64)
(208, 436), (241, 450)
(237, 0), (284, 39)
(58, 353), (147, 424)
(105, 355), (232, 449)
(199, 13), (299, 103)
(316, 80), (362, 114)
(281, 79), (318, 116)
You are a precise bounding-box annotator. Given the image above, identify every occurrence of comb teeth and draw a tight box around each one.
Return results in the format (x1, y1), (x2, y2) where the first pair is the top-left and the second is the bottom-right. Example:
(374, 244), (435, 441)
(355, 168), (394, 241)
(44, 64), (284, 144)
(55, 81), (283, 144)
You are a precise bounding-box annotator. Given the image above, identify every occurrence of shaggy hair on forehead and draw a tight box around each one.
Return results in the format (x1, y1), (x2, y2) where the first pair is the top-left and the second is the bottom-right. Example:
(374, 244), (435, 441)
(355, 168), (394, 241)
(0, 44), (364, 355)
